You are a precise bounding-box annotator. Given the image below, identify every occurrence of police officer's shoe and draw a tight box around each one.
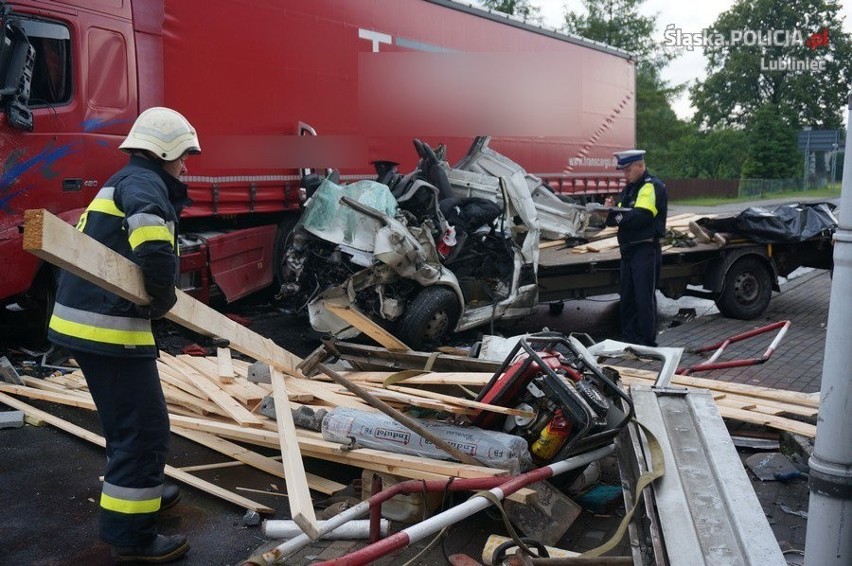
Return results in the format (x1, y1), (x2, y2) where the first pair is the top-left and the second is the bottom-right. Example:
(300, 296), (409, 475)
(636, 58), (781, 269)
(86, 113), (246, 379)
(112, 534), (189, 563)
(161, 484), (182, 511)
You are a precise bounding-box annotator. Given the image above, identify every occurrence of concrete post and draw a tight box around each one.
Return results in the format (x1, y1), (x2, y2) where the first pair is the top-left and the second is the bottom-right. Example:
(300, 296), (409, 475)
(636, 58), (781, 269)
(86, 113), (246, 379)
(803, 96), (852, 566)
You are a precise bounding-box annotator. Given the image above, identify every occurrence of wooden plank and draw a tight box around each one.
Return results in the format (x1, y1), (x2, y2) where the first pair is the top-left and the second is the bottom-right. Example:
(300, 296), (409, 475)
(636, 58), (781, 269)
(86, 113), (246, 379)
(0, 390), (101, 444)
(22, 376), (91, 397)
(161, 382), (227, 417)
(286, 379), (373, 411)
(330, 341), (501, 373)
(171, 427), (345, 495)
(167, 414), (508, 480)
(22, 207), (302, 404)
(538, 239), (567, 249)
(0, 391), (274, 513)
(321, 301), (410, 352)
(384, 384), (537, 418)
(217, 347), (235, 383)
(270, 368), (319, 538)
(177, 460), (258, 473)
(177, 355), (266, 405)
(164, 465), (275, 513)
(22, 209), (303, 374)
(338, 371), (492, 388)
(157, 362), (209, 400)
(585, 237), (619, 253)
(620, 374), (818, 418)
(0, 382), (96, 410)
(613, 366), (818, 408)
(355, 384), (477, 416)
(161, 353), (265, 428)
(716, 406), (816, 438)
(715, 397), (816, 419)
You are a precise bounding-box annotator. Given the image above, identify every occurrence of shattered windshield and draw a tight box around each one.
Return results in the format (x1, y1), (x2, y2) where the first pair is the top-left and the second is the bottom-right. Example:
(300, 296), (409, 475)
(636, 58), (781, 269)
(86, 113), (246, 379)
(301, 178), (399, 251)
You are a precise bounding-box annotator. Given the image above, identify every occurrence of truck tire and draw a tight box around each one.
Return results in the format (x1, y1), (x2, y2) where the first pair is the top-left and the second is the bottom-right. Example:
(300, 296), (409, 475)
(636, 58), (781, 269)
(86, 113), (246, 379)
(397, 287), (461, 350)
(715, 257), (772, 320)
(22, 269), (56, 347)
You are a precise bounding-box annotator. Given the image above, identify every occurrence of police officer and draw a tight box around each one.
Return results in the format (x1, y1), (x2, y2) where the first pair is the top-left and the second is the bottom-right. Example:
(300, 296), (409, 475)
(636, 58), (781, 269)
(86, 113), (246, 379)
(605, 149), (667, 347)
(48, 107), (200, 563)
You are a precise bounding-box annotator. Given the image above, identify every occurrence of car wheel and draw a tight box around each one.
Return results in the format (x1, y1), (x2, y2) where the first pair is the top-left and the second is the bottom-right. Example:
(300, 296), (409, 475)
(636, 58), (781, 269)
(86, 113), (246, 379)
(397, 287), (461, 350)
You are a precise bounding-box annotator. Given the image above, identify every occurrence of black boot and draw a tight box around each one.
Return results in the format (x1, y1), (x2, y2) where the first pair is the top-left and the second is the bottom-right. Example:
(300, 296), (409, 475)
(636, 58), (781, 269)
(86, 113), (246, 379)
(112, 534), (189, 563)
(161, 484), (182, 511)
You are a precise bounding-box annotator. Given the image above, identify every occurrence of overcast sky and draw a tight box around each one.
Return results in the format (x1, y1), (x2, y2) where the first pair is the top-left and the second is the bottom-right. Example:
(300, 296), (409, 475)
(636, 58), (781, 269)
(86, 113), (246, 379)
(534, 0), (852, 120)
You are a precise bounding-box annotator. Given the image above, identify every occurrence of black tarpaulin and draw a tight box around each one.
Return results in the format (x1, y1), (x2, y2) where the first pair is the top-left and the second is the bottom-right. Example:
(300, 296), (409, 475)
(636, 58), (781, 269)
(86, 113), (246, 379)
(698, 202), (838, 243)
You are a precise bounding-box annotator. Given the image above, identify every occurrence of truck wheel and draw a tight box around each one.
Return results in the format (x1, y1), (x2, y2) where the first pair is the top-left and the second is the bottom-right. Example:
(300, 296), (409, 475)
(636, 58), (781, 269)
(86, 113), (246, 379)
(22, 270), (56, 347)
(716, 257), (772, 320)
(397, 287), (461, 350)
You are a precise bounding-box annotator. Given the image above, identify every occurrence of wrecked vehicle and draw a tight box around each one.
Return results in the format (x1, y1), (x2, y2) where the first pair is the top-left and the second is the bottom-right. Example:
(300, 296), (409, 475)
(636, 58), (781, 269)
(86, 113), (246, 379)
(277, 137), (590, 349)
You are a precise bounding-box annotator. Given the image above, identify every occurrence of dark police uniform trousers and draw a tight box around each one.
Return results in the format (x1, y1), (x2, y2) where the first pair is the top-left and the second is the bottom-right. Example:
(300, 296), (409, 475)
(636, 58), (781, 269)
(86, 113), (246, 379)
(619, 241), (662, 347)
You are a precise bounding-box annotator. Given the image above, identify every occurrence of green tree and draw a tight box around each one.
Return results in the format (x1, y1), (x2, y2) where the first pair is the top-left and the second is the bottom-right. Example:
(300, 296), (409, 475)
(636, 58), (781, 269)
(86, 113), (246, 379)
(691, 0), (852, 129)
(563, 0), (672, 68)
(672, 129), (749, 179)
(563, 0), (689, 177)
(476, 0), (542, 22)
(635, 66), (691, 178)
(740, 104), (801, 179)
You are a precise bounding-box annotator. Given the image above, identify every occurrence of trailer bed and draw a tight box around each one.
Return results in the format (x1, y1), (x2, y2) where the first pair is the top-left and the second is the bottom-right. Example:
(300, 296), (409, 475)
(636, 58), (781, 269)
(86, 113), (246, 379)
(537, 239), (733, 303)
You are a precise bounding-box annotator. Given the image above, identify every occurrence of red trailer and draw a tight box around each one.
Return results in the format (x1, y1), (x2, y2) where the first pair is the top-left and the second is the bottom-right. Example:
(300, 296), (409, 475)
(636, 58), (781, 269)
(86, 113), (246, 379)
(0, 0), (635, 340)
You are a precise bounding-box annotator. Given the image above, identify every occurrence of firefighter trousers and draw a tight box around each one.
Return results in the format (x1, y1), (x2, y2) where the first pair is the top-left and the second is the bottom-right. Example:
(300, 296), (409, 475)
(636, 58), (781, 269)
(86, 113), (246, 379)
(619, 242), (662, 347)
(71, 350), (170, 547)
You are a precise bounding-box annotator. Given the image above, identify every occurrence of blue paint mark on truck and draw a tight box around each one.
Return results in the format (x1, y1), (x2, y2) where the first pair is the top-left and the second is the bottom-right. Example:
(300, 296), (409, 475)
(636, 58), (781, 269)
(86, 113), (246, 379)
(1, 142), (76, 212)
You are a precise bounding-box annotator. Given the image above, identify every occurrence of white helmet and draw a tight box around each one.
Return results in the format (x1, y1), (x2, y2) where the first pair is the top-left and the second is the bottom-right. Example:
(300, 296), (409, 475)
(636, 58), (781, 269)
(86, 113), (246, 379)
(120, 107), (201, 161)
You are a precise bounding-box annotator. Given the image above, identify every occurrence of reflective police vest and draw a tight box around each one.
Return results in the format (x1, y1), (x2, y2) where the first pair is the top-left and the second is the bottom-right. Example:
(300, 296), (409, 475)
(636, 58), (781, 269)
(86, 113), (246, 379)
(612, 171), (668, 248)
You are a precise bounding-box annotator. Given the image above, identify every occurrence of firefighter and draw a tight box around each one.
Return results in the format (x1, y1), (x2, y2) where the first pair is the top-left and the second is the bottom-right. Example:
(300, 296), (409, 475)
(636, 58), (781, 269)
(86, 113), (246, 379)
(47, 107), (200, 563)
(605, 149), (668, 347)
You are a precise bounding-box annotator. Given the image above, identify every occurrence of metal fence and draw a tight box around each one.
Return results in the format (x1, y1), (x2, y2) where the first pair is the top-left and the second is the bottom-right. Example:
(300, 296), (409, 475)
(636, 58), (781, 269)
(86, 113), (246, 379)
(666, 179), (739, 200)
(738, 178), (826, 198)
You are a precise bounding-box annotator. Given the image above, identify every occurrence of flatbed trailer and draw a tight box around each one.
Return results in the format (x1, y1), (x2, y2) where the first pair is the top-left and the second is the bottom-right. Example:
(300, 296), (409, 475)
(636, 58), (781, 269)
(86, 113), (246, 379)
(537, 234), (835, 320)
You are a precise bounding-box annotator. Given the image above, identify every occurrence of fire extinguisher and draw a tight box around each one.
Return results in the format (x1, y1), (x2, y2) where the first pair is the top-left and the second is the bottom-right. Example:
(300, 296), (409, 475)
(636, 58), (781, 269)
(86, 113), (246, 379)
(530, 409), (572, 464)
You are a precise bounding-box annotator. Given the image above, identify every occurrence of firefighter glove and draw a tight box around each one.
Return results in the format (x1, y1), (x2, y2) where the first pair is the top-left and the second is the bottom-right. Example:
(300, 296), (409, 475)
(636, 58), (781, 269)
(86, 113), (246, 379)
(137, 278), (177, 320)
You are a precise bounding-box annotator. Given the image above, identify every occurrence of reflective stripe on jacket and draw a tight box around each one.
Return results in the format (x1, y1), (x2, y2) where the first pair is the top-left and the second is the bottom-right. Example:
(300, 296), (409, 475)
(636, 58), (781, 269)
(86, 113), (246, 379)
(48, 156), (188, 357)
(608, 171), (668, 248)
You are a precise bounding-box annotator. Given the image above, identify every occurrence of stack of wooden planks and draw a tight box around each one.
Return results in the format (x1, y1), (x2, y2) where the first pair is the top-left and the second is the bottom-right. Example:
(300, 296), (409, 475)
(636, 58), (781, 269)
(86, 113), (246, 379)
(0, 355), (531, 515)
(0, 351), (820, 523)
(614, 366), (818, 438)
(539, 212), (718, 252)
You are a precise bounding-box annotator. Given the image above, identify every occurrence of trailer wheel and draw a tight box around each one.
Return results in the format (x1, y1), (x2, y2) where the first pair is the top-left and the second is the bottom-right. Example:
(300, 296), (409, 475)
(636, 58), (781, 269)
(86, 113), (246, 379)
(397, 287), (461, 350)
(716, 257), (772, 320)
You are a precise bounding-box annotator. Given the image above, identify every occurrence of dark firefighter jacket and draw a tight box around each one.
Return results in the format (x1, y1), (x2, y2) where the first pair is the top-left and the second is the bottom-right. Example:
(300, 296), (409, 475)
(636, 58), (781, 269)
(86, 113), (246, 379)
(48, 156), (189, 357)
(606, 170), (668, 248)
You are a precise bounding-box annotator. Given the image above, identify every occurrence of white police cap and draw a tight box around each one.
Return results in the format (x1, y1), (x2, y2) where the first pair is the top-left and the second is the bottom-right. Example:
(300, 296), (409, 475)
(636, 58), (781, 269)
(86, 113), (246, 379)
(614, 149), (646, 170)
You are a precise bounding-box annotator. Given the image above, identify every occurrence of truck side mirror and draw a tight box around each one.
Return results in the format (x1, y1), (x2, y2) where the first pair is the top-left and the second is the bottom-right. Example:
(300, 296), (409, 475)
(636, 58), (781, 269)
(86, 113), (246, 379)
(0, 9), (35, 131)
